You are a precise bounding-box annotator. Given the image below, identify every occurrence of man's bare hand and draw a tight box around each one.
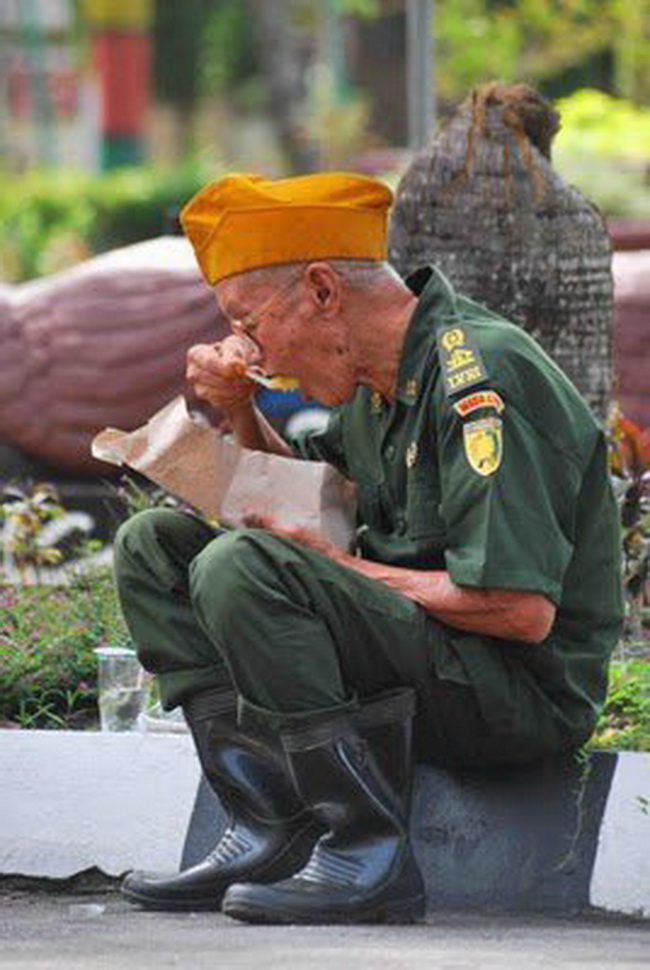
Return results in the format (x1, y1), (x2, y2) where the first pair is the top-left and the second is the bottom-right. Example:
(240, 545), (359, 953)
(186, 336), (258, 412)
(242, 513), (351, 565)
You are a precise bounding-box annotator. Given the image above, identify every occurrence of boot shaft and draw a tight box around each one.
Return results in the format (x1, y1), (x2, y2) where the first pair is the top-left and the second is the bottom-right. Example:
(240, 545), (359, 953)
(354, 688), (417, 820)
(280, 687), (417, 841)
(184, 687), (305, 822)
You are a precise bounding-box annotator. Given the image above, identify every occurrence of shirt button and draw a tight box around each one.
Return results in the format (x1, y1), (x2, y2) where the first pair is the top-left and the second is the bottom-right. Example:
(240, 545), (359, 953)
(385, 445), (396, 461)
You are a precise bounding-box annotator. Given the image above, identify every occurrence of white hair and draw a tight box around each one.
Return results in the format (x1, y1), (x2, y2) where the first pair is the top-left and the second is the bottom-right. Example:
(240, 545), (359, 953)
(240, 259), (401, 292)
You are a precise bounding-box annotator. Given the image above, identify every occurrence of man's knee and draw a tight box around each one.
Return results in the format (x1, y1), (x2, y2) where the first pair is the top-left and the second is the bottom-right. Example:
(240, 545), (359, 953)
(190, 528), (262, 598)
(113, 509), (217, 608)
(115, 507), (183, 557)
(115, 508), (213, 570)
(189, 528), (291, 631)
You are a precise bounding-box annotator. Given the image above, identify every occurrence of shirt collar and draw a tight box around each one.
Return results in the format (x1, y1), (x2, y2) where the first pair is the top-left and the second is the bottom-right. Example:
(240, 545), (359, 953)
(395, 265), (459, 404)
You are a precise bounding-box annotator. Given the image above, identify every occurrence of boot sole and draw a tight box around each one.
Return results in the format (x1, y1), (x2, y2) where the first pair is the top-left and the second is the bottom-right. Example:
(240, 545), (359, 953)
(222, 892), (426, 925)
(119, 819), (324, 912)
(120, 885), (225, 912)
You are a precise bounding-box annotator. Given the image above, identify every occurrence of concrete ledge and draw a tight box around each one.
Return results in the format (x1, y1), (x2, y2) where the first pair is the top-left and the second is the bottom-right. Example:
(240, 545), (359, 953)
(0, 730), (200, 879)
(182, 751), (650, 920)
(2, 730), (648, 918)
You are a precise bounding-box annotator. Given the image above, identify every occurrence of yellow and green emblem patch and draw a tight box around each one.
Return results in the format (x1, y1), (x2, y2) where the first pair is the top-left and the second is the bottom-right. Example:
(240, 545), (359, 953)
(437, 325), (488, 396)
(463, 416), (503, 476)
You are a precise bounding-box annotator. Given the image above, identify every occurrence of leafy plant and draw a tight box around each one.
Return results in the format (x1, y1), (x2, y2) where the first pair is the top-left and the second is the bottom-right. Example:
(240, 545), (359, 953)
(591, 659), (650, 752)
(0, 474), (193, 729)
(0, 483), (66, 581)
(115, 473), (183, 519)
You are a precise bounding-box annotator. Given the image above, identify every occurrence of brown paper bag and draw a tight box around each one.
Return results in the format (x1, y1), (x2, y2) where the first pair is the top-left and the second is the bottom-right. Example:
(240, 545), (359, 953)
(92, 396), (356, 550)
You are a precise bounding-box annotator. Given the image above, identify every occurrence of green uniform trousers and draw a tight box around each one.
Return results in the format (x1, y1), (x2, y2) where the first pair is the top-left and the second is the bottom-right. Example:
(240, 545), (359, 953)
(113, 508), (570, 768)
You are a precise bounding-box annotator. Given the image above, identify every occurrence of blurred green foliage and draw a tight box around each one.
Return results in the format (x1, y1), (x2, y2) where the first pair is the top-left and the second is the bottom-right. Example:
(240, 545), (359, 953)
(0, 164), (212, 282)
(555, 88), (650, 161)
(552, 88), (650, 217)
(436, 0), (650, 105)
(0, 476), (176, 728)
(199, 0), (259, 98)
(152, 0), (207, 109)
(591, 659), (650, 752)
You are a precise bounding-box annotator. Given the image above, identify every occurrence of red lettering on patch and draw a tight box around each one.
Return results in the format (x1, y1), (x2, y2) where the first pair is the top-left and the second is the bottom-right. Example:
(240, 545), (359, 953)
(453, 390), (505, 418)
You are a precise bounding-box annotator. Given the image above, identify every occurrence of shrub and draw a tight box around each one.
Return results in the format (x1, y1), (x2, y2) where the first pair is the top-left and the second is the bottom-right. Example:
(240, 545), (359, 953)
(0, 163), (211, 282)
(0, 478), (173, 728)
(591, 659), (650, 752)
(553, 88), (650, 217)
(554, 88), (650, 162)
(0, 569), (129, 729)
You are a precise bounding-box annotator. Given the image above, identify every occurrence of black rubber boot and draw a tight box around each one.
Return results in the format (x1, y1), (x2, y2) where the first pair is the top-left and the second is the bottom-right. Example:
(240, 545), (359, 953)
(222, 688), (425, 925)
(120, 687), (321, 911)
(355, 687), (417, 819)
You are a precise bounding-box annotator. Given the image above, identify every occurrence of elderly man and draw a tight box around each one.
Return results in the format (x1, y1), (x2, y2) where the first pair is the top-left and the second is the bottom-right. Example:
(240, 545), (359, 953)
(114, 173), (622, 924)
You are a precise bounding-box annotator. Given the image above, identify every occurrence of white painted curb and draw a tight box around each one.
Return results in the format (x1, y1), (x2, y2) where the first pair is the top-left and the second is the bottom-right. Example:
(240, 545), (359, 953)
(1, 730), (648, 920)
(0, 730), (200, 879)
(590, 751), (650, 919)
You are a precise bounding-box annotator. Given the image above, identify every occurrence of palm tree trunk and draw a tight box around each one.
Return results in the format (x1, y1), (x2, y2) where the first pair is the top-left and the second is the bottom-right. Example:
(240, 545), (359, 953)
(388, 83), (614, 422)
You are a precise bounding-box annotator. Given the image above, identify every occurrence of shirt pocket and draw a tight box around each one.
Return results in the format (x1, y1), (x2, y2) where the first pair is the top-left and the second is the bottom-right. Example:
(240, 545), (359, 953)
(406, 470), (447, 542)
(357, 481), (391, 533)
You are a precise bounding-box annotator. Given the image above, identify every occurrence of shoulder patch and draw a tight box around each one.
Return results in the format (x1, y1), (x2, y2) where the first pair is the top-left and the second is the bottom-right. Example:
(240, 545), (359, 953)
(463, 416), (503, 476)
(454, 390), (505, 418)
(437, 325), (488, 396)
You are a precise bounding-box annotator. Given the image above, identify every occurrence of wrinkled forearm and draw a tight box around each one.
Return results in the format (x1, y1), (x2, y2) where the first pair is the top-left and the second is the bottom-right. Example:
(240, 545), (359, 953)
(338, 555), (555, 643)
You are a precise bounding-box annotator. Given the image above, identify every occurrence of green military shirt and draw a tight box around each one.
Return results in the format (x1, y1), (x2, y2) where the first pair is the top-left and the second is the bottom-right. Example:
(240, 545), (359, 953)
(293, 265), (623, 746)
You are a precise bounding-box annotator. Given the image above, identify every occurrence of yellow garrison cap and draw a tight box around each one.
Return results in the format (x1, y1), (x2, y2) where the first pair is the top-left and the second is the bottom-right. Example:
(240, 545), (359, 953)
(180, 172), (394, 284)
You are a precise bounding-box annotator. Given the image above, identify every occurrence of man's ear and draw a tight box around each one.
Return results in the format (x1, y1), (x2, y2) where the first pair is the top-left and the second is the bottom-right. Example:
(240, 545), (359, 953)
(305, 262), (341, 315)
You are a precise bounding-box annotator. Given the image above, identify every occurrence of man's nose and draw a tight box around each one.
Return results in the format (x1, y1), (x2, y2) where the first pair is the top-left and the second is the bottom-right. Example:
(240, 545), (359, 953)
(231, 324), (263, 364)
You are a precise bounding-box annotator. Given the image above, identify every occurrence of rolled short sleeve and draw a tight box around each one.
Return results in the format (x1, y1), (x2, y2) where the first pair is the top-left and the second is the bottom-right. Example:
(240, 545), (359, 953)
(438, 399), (585, 604)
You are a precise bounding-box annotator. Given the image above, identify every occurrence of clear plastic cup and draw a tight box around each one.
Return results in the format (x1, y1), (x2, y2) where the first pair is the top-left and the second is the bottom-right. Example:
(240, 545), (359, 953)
(94, 646), (148, 732)
(137, 677), (188, 734)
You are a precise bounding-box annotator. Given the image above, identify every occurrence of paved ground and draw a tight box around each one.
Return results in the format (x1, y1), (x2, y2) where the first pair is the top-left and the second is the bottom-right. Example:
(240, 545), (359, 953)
(0, 889), (648, 970)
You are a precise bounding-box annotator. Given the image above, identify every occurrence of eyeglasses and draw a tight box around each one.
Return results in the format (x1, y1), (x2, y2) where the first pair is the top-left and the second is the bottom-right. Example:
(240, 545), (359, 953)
(230, 271), (303, 340)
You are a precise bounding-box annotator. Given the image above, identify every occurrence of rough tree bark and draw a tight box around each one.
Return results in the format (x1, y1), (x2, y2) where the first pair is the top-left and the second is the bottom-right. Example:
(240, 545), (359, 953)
(388, 83), (614, 422)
